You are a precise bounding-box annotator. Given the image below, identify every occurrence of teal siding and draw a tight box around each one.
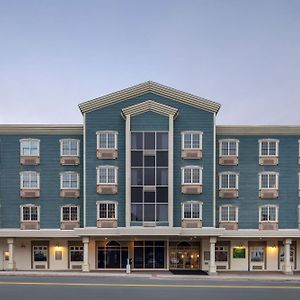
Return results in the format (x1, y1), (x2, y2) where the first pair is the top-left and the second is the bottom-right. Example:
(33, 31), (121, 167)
(85, 92), (214, 227)
(0, 135), (83, 228)
(217, 135), (300, 229)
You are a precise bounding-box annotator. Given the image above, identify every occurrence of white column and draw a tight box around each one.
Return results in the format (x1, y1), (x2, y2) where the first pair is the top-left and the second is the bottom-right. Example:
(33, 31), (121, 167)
(283, 239), (293, 274)
(7, 238), (16, 270)
(209, 237), (217, 275)
(168, 115), (174, 227)
(166, 239), (170, 270)
(82, 237), (90, 272)
(125, 115), (131, 227)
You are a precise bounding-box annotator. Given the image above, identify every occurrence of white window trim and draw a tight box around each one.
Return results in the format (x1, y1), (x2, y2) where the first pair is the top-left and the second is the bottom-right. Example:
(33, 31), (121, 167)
(259, 171), (279, 190)
(20, 171), (40, 189)
(96, 131), (118, 150)
(181, 201), (203, 220)
(60, 205), (80, 222)
(258, 139), (279, 157)
(60, 171), (80, 189)
(96, 201), (118, 220)
(181, 166), (203, 185)
(259, 205), (278, 222)
(20, 138), (40, 156)
(219, 139), (239, 157)
(59, 139), (80, 157)
(298, 173), (300, 191)
(219, 205), (239, 222)
(181, 131), (203, 150)
(219, 172), (239, 189)
(96, 165), (118, 185)
(20, 204), (40, 222)
(298, 205), (300, 223)
(298, 140), (300, 158)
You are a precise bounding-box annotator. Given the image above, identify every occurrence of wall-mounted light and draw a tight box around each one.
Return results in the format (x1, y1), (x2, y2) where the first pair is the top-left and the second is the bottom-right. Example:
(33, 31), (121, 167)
(21, 244), (26, 248)
(4, 251), (9, 261)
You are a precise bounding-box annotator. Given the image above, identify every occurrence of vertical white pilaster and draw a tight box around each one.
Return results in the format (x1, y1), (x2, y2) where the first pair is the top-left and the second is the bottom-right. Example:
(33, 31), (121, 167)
(283, 238), (293, 274)
(82, 237), (90, 272)
(166, 239), (170, 270)
(125, 115), (131, 227)
(7, 238), (15, 270)
(168, 115), (174, 227)
(209, 237), (217, 275)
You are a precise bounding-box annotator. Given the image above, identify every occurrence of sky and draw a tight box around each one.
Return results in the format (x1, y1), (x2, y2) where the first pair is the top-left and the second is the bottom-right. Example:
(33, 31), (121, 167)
(0, 0), (299, 125)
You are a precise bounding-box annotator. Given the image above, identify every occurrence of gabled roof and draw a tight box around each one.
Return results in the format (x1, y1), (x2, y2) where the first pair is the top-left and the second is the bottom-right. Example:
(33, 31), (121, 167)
(121, 100), (178, 119)
(78, 81), (221, 114)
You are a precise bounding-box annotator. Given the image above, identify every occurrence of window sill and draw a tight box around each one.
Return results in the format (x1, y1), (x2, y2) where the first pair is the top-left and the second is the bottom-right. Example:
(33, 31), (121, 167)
(20, 156), (40, 165)
(219, 156), (238, 165)
(181, 149), (202, 159)
(97, 149), (118, 159)
(259, 156), (278, 165)
(219, 189), (239, 198)
(97, 184), (118, 194)
(60, 221), (80, 230)
(181, 184), (202, 194)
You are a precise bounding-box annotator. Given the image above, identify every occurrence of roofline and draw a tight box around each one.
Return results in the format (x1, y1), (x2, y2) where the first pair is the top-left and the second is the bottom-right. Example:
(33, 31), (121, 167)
(217, 125), (300, 135)
(0, 124), (83, 135)
(78, 81), (221, 114)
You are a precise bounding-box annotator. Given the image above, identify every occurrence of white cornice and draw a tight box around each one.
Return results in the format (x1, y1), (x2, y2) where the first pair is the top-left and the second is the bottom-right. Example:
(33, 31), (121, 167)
(79, 81), (221, 114)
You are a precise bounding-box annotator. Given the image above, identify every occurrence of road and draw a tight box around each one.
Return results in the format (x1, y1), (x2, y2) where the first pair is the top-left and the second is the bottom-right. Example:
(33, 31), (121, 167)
(0, 275), (299, 300)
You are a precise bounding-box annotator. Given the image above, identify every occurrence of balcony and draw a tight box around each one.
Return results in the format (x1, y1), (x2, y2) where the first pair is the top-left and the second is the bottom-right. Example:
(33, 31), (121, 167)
(20, 156), (40, 165)
(97, 149), (118, 159)
(181, 149), (202, 160)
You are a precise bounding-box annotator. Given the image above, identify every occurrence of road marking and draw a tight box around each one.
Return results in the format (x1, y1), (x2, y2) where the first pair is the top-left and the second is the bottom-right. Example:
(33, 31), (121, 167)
(0, 282), (299, 289)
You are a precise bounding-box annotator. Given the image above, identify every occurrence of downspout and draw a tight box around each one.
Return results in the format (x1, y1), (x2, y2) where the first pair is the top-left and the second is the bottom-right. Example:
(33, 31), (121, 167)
(83, 113), (86, 228)
(213, 113), (216, 227)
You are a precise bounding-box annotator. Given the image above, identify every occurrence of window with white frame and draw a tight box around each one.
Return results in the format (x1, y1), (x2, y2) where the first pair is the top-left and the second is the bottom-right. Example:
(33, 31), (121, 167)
(97, 131), (118, 149)
(219, 172), (239, 189)
(61, 206), (79, 222)
(60, 139), (80, 156)
(21, 205), (39, 222)
(20, 139), (40, 156)
(259, 139), (279, 157)
(97, 202), (117, 219)
(182, 166), (202, 184)
(60, 172), (79, 189)
(182, 131), (203, 150)
(20, 171), (40, 189)
(259, 205), (278, 222)
(219, 205), (238, 222)
(182, 201), (202, 219)
(219, 139), (239, 156)
(259, 172), (278, 189)
(97, 166), (118, 184)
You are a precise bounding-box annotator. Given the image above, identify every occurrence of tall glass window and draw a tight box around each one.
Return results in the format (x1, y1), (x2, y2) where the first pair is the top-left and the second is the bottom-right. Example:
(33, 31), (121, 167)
(131, 131), (168, 225)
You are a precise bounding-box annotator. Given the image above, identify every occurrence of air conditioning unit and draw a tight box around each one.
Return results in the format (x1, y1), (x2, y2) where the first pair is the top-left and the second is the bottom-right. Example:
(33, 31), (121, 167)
(219, 189), (239, 198)
(181, 219), (202, 228)
(259, 222), (278, 230)
(60, 189), (80, 198)
(97, 185), (118, 194)
(181, 185), (202, 194)
(20, 189), (40, 198)
(181, 149), (202, 159)
(60, 156), (80, 165)
(60, 222), (80, 230)
(259, 156), (278, 165)
(97, 149), (117, 159)
(20, 222), (40, 230)
(219, 222), (238, 230)
(219, 156), (239, 165)
(20, 156), (40, 165)
(97, 220), (117, 228)
(259, 189), (278, 199)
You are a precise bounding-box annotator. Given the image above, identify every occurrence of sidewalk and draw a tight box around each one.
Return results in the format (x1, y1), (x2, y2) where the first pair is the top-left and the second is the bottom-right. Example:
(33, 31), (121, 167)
(0, 270), (300, 282)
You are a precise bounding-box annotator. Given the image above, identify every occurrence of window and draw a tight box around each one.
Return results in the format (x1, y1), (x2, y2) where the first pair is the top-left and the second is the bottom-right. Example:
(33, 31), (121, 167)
(70, 246), (84, 262)
(215, 246), (228, 262)
(181, 166), (202, 184)
(97, 131), (118, 149)
(259, 139), (279, 156)
(20, 171), (40, 189)
(20, 139), (40, 156)
(97, 166), (118, 184)
(182, 201), (202, 219)
(219, 172), (239, 189)
(60, 172), (79, 189)
(259, 172), (279, 189)
(61, 206), (79, 222)
(21, 205), (39, 222)
(219, 139), (239, 156)
(97, 202), (117, 219)
(60, 139), (80, 156)
(259, 205), (278, 222)
(182, 131), (202, 149)
(219, 206), (238, 222)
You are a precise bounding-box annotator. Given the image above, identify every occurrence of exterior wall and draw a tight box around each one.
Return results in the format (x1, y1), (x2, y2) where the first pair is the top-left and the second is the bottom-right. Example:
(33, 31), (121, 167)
(0, 134), (83, 229)
(230, 239), (248, 271)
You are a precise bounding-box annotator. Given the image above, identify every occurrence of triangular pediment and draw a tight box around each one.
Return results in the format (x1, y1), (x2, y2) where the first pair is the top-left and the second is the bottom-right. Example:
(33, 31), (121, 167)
(78, 81), (220, 114)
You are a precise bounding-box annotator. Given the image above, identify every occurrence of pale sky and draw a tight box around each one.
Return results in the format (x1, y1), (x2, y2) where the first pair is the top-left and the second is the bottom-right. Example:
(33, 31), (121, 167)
(0, 0), (299, 125)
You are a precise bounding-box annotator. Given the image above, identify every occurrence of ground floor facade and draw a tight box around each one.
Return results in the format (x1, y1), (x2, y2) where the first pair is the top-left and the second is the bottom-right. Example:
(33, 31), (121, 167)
(0, 230), (299, 274)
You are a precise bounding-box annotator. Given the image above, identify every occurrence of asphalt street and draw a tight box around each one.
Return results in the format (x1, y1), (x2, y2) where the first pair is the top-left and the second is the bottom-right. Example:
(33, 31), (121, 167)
(0, 275), (299, 300)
